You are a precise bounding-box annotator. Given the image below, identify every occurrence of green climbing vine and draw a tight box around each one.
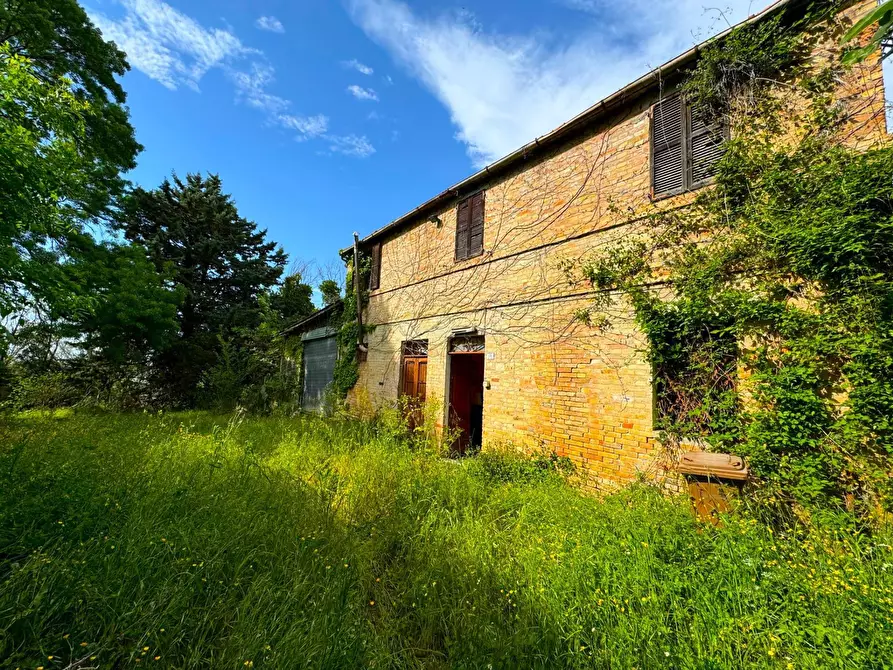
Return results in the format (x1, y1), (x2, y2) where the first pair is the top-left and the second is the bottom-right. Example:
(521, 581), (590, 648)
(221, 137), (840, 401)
(574, 0), (893, 519)
(332, 254), (371, 398)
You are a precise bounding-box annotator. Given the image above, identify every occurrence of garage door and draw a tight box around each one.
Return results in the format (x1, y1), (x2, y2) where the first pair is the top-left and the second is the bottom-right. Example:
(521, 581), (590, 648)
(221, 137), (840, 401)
(302, 334), (337, 411)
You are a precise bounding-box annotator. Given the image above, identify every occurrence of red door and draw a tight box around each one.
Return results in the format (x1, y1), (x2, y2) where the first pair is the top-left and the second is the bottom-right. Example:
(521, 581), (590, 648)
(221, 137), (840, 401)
(448, 353), (485, 455)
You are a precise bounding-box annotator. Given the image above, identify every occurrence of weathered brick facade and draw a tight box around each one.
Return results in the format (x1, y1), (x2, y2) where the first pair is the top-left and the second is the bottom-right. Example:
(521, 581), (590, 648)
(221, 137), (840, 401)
(350, 0), (888, 488)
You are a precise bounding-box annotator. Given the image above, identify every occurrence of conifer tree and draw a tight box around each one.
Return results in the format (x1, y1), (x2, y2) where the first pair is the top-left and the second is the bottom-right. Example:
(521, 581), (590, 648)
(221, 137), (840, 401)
(121, 174), (287, 405)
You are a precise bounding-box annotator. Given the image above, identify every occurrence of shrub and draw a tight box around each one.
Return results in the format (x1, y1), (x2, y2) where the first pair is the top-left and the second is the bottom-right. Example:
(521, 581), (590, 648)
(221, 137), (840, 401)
(469, 443), (575, 484)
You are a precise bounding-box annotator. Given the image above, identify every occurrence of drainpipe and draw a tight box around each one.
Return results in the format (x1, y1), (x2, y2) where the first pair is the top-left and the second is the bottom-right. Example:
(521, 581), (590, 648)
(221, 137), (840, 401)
(352, 232), (368, 353)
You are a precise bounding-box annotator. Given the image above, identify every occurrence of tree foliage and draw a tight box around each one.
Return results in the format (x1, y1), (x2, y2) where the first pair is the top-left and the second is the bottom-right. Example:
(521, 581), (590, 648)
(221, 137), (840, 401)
(271, 274), (315, 328)
(60, 234), (183, 365)
(319, 279), (342, 306)
(0, 2), (316, 412)
(0, 0), (140, 317)
(200, 273), (314, 413)
(120, 173), (288, 406)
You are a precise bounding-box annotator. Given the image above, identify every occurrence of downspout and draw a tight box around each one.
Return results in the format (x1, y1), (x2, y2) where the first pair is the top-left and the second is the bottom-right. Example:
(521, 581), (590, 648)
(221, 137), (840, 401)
(352, 232), (368, 353)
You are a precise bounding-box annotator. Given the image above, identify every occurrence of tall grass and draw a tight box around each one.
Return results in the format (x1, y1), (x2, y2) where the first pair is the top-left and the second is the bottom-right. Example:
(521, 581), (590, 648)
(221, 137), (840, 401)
(1, 411), (891, 669)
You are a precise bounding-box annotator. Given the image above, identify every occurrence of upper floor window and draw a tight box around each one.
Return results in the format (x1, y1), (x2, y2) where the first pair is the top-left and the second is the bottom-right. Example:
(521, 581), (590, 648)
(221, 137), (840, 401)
(455, 191), (484, 261)
(651, 94), (726, 199)
(368, 241), (381, 290)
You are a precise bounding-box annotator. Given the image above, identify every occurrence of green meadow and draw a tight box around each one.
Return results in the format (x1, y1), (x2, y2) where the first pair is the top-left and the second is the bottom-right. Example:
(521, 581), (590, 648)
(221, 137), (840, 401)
(1, 411), (891, 669)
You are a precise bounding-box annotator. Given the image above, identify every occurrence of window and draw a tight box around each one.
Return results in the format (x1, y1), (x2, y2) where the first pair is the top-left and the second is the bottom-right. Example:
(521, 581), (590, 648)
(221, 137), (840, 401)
(651, 94), (726, 199)
(368, 242), (381, 290)
(455, 191), (484, 261)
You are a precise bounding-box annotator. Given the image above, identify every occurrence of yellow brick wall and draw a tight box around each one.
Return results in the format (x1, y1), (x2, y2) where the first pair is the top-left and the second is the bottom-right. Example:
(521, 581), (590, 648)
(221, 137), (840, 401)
(354, 0), (889, 488)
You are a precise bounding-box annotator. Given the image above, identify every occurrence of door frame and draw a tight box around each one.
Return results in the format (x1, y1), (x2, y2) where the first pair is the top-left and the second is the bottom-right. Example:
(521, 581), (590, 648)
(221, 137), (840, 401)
(446, 334), (485, 455)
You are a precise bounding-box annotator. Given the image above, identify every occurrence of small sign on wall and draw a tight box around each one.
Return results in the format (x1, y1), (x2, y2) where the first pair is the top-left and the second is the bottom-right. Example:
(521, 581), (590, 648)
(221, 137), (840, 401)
(486, 352), (495, 360)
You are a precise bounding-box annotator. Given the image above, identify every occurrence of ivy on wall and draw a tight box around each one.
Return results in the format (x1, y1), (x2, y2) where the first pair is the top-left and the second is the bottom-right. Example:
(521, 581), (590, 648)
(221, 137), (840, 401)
(332, 255), (371, 399)
(575, 1), (893, 518)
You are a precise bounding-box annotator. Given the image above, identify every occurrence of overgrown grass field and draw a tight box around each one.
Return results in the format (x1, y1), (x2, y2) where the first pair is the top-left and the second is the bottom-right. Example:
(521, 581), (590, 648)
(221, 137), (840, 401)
(1, 412), (891, 669)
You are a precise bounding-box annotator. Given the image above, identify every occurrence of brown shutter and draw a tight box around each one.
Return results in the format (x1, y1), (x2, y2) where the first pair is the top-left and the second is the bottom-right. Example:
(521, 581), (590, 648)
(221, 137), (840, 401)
(651, 95), (685, 197)
(417, 359), (427, 401)
(468, 192), (484, 257)
(402, 358), (417, 396)
(688, 103), (725, 186)
(369, 242), (381, 290)
(455, 197), (471, 260)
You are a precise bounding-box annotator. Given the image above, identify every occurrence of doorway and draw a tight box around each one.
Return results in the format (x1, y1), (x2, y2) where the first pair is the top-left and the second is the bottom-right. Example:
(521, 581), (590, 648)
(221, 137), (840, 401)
(448, 336), (485, 455)
(301, 331), (338, 412)
(400, 340), (428, 429)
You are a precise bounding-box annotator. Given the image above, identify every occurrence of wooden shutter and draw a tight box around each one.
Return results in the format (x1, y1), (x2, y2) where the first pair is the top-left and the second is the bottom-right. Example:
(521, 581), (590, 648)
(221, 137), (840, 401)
(369, 242), (381, 290)
(401, 356), (427, 400)
(416, 359), (427, 400)
(651, 95), (685, 197)
(688, 104), (725, 186)
(455, 196), (471, 260)
(402, 358), (417, 396)
(469, 192), (484, 257)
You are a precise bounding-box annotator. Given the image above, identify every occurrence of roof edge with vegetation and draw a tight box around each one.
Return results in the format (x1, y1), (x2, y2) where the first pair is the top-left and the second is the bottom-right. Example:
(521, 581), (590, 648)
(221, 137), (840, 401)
(280, 299), (343, 336)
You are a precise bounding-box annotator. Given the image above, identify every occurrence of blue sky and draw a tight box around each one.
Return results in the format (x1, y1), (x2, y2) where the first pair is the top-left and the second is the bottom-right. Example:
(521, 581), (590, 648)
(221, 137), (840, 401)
(85, 0), (772, 292)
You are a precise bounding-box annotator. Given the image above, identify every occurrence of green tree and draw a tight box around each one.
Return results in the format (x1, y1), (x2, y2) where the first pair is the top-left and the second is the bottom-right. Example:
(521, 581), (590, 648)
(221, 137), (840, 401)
(121, 173), (287, 406)
(61, 234), (183, 365)
(2, 236), (183, 409)
(319, 279), (342, 307)
(0, 0), (140, 317)
(201, 273), (314, 413)
(271, 274), (315, 327)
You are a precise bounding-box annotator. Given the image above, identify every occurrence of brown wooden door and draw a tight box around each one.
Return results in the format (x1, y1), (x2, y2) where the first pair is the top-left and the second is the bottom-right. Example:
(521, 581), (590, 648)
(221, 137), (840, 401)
(401, 355), (427, 428)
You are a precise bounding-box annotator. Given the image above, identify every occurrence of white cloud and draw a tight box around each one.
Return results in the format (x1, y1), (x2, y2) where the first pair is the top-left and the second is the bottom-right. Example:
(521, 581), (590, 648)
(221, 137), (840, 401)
(229, 62), (288, 113)
(256, 15), (285, 33)
(344, 58), (374, 75)
(91, 0), (248, 90)
(347, 84), (379, 101)
(349, 0), (769, 166)
(328, 134), (376, 157)
(279, 113), (330, 137)
(89, 0), (371, 155)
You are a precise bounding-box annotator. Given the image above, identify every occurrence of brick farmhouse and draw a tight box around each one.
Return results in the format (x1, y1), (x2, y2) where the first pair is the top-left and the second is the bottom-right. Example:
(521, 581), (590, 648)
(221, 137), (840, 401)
(323, 0), (888, 488)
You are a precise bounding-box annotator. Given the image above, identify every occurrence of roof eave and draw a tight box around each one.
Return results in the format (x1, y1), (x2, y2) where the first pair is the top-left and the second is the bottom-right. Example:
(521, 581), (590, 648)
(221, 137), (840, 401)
(279, 299), (343, 336)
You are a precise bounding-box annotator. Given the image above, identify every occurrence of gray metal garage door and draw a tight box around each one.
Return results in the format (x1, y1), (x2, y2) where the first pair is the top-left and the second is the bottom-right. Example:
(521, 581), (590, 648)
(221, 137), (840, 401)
(302, 331), (337, 412)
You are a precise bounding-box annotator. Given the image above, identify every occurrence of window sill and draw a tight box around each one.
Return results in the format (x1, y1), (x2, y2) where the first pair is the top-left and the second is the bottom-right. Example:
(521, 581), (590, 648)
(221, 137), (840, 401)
(650, 178), (715, 203)
(454, 250), (484, 264)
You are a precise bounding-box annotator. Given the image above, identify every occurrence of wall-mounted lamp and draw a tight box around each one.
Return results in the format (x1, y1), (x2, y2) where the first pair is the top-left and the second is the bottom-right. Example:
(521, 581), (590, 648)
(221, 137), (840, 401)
(428, 215), (442, 228)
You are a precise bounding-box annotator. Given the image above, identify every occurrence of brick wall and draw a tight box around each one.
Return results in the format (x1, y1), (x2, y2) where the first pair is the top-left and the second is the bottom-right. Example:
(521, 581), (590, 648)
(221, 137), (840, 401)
(353, 0), (889, 488)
